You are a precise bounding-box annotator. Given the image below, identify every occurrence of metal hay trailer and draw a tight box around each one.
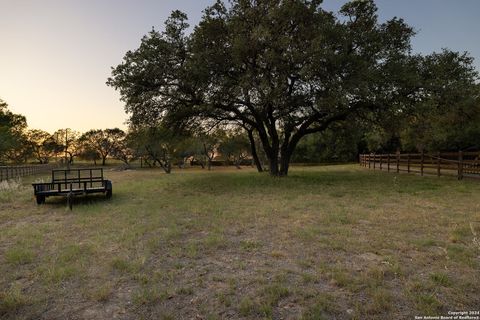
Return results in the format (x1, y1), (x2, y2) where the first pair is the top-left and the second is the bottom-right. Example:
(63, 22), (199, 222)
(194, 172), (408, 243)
(32, 168), (112, 210)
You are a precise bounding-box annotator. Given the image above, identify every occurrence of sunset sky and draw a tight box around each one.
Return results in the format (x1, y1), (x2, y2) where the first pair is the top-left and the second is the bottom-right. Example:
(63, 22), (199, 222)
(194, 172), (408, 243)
(1, 0), (479, 133)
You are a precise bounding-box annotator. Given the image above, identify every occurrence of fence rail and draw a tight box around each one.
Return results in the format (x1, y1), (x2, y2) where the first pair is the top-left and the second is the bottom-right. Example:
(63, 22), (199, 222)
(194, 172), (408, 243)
(359, 151), (480, 180)
(0, 164), (58, 182)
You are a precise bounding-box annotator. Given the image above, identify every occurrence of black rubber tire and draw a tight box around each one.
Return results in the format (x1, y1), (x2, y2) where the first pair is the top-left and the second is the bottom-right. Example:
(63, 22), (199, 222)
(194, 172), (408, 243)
(36, 195), (45, 205)
(105, 180), (112, 199)
(67, 192), (74, 210)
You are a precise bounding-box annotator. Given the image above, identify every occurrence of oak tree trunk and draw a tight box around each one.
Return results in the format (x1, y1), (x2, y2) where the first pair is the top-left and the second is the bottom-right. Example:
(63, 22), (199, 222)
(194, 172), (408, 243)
(247, 129), (263, 173)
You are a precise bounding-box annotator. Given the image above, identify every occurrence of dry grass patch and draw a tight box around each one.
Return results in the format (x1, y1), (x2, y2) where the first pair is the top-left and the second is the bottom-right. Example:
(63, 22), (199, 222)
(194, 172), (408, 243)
(0, 165), (479, 319)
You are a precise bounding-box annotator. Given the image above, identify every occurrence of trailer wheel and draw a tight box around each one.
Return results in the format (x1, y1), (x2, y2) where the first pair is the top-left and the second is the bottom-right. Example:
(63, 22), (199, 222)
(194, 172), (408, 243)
(36, 195), (45, 205)
(67, 192), (74, 210)
(105, 180), (112, 199)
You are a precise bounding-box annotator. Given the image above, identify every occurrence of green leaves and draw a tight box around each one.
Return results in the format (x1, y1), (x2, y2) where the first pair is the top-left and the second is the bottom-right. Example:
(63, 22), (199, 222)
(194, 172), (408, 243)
(0, 99), (28, 164)
(107, 0), (477, 175)
(79, 128), (126, 165)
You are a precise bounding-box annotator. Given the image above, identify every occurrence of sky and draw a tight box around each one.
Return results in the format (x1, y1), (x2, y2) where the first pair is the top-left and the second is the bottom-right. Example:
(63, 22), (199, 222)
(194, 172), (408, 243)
(1, 0), (479, 133)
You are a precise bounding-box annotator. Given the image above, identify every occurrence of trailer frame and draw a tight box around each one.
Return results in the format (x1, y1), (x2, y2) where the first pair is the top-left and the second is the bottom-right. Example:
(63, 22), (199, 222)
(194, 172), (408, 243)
(32, 168), (112, 210)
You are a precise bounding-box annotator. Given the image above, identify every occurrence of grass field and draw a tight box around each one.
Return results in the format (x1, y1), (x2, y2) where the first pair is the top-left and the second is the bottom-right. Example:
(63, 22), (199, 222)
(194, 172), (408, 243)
(0, 165), (479, 319)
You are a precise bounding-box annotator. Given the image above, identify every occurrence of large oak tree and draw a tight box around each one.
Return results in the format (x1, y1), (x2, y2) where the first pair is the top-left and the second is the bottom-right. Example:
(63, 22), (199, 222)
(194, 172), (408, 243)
(107, 0), (457, 176)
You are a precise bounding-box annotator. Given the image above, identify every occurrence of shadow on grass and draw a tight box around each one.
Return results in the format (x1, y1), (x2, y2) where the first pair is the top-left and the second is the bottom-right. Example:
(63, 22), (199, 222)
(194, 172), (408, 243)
(173, 167), (451, 197)
(174, 168), (366, 191)
(40, 193), (113, 209)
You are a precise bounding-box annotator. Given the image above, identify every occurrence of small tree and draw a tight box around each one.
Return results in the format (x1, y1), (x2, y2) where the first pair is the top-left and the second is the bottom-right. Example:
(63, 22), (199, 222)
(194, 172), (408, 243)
(218, 129), (251, 169)
(111, 132), (138, 167)
(130, 126), (185, 174)
(27, 129), (62, 164)
(179, 127), (223, 170)
(79, 128), (125, 166)
(52, 128), (80, 164)
(78, 145), (101, 165)
(198, 130), (221, 171)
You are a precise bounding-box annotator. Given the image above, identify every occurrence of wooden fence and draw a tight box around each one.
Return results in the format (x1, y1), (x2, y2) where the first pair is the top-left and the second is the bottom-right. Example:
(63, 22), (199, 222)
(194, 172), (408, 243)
(359, 151), (480, 180)
(0, 164), (58, 182)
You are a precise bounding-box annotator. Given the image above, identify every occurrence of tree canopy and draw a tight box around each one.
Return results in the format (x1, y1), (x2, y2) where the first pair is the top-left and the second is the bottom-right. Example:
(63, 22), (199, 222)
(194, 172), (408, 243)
(0, 98), (28, 163)
(79, 128), (125, 165)
(108, 0), (426, 176)
(27, 129), (61, 164)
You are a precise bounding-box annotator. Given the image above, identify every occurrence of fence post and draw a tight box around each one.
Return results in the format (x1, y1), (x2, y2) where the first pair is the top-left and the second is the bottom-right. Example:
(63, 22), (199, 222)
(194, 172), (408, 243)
(437, 152), (441, 176)
(420, 151), (424, 176)
(387, 154), (390, 172)
(373, 154), (376, 170)
(407, 154), (410, 173)
(368, 154), (371, 169)
(458, 151), (464, 180)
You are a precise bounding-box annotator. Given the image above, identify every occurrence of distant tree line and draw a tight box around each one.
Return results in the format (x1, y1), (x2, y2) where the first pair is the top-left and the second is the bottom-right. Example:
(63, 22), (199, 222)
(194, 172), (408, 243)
(2, 88), (479, 172)
(0, 98), (261, 171)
